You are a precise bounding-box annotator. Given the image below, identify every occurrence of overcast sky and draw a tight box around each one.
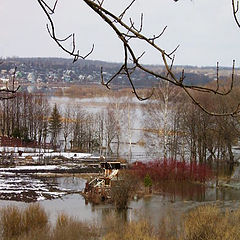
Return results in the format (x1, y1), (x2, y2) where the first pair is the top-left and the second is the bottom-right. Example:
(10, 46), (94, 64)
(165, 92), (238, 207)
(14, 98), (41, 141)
(0, 0), (239, 67)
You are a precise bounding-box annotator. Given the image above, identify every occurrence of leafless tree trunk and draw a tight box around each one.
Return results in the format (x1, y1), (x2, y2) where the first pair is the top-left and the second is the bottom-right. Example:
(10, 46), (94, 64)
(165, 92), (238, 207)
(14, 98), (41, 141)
(62, 107), (72, 151)
(143, 82), (180, 159)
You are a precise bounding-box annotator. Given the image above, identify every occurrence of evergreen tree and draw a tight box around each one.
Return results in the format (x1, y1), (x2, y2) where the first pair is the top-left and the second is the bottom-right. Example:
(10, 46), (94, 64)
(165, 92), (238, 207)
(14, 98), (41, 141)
(49, 104), (62, 148)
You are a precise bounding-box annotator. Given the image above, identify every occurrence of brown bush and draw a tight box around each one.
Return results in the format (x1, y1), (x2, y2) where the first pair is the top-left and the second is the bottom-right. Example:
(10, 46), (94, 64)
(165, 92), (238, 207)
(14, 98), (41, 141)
(51, 213), (99, 240)
(110, 170), (139, 209)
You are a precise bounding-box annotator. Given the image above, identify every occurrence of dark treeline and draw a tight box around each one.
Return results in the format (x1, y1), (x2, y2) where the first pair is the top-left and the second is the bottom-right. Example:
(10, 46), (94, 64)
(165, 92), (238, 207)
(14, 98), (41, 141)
(0, 93), (50, 145)
(0, 81), (239, 169)
(0, 93), (124, 154)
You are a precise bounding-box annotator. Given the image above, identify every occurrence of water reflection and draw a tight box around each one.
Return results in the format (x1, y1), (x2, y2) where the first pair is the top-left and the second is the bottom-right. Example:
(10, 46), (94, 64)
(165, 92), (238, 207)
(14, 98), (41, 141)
(154, 180), (240, 202)
(155, 182), (206, 202)
(1, 176), (240, 226)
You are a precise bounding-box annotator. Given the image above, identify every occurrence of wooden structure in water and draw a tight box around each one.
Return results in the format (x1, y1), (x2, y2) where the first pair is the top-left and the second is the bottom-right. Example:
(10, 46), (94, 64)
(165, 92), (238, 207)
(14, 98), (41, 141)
(83, 161), (123, 203)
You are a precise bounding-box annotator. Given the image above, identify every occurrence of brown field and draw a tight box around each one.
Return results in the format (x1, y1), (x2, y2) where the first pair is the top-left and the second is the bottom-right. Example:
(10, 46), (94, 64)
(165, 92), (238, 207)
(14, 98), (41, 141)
(54, 84), (150, 99)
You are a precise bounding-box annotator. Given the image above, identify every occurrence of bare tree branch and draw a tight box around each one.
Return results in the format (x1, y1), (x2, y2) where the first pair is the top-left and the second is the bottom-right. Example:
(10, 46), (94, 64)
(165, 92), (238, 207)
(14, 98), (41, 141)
(37, 0), (95, 62)
(37, 0), (239, 116)
(119, 0), (136, 20)
(183, 87), (240, 117)
(0, 65), (20, 100)
(232, 0), (240, 28)
(40, 0), (58, 14)
(148, 26), (167, 42)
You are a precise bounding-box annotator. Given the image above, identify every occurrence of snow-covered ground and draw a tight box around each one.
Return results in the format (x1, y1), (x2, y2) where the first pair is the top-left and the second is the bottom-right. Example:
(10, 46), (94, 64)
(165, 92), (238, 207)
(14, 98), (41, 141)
(0, 146), (94, 158)
(0, 165), (68, 171)
(0, 147), (101, 202)
(0, 146), (54, 153)
(0, 172), (63, 202)
(0, 147), (100, 164)
(0, 165), (86, 202)
(20, 152), (94, 159)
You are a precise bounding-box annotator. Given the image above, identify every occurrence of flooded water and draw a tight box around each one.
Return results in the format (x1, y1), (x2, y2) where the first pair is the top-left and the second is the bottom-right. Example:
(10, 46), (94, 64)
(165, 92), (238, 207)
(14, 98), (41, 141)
(49, 96), (147, 162)
(0, 95), (239, 225)
(1, 190), (240, 226)
(0, 175), (240, 226)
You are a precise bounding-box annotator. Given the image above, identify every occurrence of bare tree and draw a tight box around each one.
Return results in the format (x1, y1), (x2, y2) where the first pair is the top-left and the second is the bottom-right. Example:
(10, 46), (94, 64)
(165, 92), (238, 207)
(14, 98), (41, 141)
(62, 107), (73, 151)
(178, 87), (240, 165)
(104, 95), (133, 157)
(95, 111), (105, 155)
(143, 83), (181, 159)
(0, 66), (20, 100)
(0, 93), (50, 148)
(37, 0), (239, 116)
(70, 106), (99, 153)
(104, 106), (120, 155)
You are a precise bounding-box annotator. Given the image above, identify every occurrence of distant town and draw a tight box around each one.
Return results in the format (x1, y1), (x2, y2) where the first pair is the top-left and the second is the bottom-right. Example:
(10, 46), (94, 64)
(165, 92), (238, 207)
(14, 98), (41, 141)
(0, 57), (239, 94)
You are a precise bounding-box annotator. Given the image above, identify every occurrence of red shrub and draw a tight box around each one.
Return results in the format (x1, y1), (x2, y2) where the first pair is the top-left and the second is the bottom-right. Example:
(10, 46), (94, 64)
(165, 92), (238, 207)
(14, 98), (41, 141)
(131, 159), (213, 183)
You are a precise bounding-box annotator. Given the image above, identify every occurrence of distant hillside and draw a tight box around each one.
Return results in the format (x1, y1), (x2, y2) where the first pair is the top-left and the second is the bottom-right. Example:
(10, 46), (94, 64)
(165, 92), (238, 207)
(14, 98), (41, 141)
(0, 57), (230, 88)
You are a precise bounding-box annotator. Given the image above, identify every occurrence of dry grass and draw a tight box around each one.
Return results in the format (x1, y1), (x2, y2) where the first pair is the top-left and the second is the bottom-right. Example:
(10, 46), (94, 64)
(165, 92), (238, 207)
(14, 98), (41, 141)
(51, 214), (98, 240)
(182, 205), (240, 240)
(101, 209), (178, 240)
(0, 205), (99, 240)
(103, 220), (158, 240)
(1, 204), (240, 240)
(102, 205), (240, 240)
(22, 204), (48, 234)
(0, 206), (23, 239)
(183, 205), (220, 240)
(0, 204), (49, 240)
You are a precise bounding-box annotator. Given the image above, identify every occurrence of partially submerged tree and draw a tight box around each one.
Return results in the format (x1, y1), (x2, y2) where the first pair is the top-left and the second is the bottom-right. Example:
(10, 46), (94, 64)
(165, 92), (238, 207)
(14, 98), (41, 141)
(62, 107), (73, 151)
(49, 104), (62, 148)
(111, 170), (138, 209)
(142, 80), (240, 163)
(37, 0), (239, 116)
(143, 82), (181, 159)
